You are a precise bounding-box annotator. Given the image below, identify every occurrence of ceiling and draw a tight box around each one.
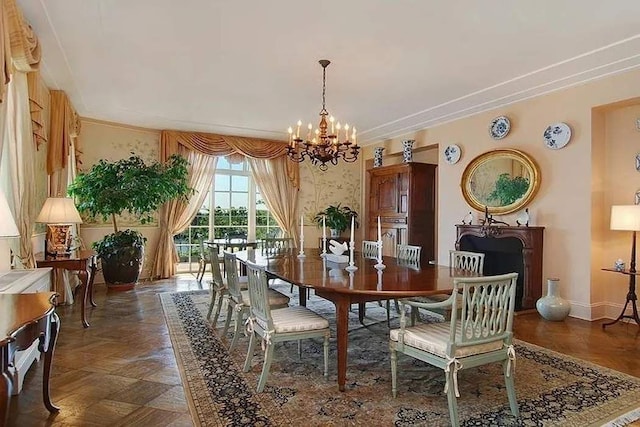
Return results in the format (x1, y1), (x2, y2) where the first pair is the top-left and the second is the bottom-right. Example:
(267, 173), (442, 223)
(17, 0), (640, 145)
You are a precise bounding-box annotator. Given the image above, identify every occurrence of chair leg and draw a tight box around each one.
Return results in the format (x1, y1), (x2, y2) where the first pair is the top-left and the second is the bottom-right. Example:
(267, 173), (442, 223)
(323, 335), (329, 377)
(206, 288), (217, 321)
(243, 332), (258, 372)
(229, 310), (243, 351)
(257, 342), (275, 393)
(390, 345), (398, 398)
(196, 260), (204, 283)
(211, 289), (225, 329)
(503, 360), (520, 417)
(446, 369), (460, 427)
(385, 300), (391, 327)
(222, 301), (233, 338)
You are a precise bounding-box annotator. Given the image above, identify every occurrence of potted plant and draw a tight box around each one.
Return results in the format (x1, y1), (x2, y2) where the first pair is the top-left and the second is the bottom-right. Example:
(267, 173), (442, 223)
(68, 154), (191, 290)
(313, 204), (358, 237)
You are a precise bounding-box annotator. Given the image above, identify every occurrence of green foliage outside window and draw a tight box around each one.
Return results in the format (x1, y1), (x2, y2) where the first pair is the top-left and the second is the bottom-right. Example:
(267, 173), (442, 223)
(487, 173), (530, 206)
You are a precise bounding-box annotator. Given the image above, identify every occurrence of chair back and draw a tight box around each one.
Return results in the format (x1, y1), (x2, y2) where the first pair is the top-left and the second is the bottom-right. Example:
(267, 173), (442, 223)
(450, 250), (485, 273)
(396, 244), (422, 263)
(199, 240), (209, 262)
(245, 261), (274, 331)
(261, 237), (293, 256)
(208, 244), (224, 288)
(450, 273), (518, 348)
(362, 240), (378, 259)
(225, 231), (247, 243)
(223, 251), (244, 303)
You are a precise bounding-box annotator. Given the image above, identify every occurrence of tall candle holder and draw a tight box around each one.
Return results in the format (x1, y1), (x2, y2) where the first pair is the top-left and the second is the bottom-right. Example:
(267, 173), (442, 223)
(345, 240), (358, 272)
(320, 215), (327, 258)
(297, 237), (306, 258)
(374, 239), (386, 270)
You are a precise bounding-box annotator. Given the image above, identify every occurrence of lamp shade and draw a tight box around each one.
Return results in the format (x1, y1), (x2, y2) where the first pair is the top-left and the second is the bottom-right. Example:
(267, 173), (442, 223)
(610, 205), (640, 231)
(0, 188), (19, 237)
(36, 197), (83, 224)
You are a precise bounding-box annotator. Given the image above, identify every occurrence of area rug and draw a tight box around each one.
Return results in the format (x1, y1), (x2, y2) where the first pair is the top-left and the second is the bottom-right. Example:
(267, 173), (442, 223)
(160, 289), (640, 427)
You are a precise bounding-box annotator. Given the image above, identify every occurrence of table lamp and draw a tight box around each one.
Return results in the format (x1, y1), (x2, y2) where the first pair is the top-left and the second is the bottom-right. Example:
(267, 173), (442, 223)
(36, 197), (83, 256)
(610, 205), (640, 274)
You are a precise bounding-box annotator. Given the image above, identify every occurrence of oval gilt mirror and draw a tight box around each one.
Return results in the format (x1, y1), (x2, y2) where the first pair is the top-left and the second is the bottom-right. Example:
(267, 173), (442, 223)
(461, 149), (540, 215)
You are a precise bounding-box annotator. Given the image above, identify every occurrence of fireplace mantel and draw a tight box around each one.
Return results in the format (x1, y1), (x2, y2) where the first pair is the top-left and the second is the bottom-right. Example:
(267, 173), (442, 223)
(455, 224), (544, 310)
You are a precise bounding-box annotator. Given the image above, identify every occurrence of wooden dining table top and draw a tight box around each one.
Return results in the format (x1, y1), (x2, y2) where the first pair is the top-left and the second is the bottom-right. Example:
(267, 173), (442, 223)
(234, 248), (477, 298)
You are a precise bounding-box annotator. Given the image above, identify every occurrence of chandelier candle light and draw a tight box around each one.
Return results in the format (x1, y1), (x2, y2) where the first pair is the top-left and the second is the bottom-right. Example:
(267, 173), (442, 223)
(287, 60), (359, 171)
(375, 215), (386, 270)
(345, 215), (358, 272)
(298, 214), (306, 258)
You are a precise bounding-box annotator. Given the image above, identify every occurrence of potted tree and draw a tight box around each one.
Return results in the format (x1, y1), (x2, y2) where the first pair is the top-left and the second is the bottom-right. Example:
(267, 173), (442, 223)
(313, 204), (358, 237)
(68, 154), (191, 290)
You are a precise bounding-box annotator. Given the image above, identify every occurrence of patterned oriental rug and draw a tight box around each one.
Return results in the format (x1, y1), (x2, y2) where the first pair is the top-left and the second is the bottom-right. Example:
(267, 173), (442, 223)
(160, 289), (640, 427)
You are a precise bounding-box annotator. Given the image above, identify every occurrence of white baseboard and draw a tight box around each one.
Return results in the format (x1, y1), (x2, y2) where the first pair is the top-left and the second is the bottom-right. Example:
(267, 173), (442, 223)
(567, 300), (637, 324)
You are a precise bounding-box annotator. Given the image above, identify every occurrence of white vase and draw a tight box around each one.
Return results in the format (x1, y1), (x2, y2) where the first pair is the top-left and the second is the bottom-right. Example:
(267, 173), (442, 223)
(536, 278), (571, 321)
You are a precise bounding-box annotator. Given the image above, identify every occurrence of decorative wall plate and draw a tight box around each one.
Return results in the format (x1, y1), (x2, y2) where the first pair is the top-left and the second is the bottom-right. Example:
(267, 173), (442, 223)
(489, 116), (511, 140)
(636, 154), (640, 172)
(543, 122), (571, 149)
(443, 144), (461, 164)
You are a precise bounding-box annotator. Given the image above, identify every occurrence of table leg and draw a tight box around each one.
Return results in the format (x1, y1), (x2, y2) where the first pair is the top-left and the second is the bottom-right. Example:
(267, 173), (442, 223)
(0, 347), (11, 426)
(299, 287), (307, 307)
(88, 260), (97, 308)
(334, 296), (350, 392)
(40, 313), (60, 413)
(78, 268), (90, 328)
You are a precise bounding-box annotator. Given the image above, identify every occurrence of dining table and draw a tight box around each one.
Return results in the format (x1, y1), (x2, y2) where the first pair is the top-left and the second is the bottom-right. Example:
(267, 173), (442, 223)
(234, 248), (477, 392)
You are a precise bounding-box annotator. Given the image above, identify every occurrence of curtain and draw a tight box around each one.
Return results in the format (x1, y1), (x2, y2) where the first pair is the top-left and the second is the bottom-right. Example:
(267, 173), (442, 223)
(2, 0), (41, 269)
(47, 91), (82, 304)
(27, 70), (46, 149)
(160, 129), (299, 188)
(152, 129), (301, 279)
(5, 72), (36, 268)
(247, 156), (299, 244)
(151, 148), (217, 278)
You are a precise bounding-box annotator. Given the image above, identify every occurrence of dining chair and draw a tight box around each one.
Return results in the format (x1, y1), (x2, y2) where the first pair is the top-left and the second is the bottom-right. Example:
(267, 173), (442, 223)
(206, 245), (228, 328)
(222, 252), (290, 351)
(362, 240), (378, 259)
(196, 240), (210, 283)
(261, 237), (297, 293)
(396, 244), (422, 263)
(243, 261), (330, 393)
(413, 250), (485, 321)
(390, 272), (519, 427)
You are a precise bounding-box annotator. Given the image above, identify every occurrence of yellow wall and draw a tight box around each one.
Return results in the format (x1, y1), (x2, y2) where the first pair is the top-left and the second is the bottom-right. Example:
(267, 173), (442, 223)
(364, 68), (640, 320)
(77, 119), (363, 280)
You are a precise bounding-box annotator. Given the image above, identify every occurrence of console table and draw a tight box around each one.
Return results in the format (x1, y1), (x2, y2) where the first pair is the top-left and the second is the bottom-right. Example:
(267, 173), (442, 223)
(1, 292), (60, 424)
(35, 250), (97, 328)
(601, 268), (640, 328)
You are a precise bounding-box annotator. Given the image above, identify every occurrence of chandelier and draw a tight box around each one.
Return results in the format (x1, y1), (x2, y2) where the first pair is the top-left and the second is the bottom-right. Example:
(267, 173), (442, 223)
(287, 60), (359, 171)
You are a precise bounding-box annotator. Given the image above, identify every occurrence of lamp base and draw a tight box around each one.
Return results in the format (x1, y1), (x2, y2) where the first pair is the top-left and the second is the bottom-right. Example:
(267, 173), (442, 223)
(45, 225), (73, 257)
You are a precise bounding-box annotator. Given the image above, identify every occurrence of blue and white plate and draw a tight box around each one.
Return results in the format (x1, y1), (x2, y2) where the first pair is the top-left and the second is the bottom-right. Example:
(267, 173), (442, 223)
(443, 144), (461, 164)
(489, 116), (511, 140)
(543, 122), (571, 149)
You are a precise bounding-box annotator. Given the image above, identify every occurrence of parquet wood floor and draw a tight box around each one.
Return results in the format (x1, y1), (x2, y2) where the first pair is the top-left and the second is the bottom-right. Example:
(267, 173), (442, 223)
(6, 274), (640, 426)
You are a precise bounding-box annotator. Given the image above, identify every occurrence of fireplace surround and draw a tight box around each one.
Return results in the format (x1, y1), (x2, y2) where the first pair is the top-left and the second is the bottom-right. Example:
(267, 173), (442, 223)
(455, 224), (544, 310)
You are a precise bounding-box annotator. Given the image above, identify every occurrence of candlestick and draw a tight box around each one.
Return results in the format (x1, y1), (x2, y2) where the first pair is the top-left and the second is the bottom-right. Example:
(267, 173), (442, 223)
(375, 215), (385, 270)
(321, 215), (327, 258)
(298, 214), (306, 258)
(345, 238), (358, 272)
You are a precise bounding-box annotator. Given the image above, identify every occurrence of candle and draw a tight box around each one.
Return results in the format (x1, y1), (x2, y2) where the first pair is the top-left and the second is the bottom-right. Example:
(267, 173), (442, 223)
(377, 215), (381, 242)
(344, 124), (349, 141)
(322, 215), (326, 240)
(296, 120), (302, 138)
(307, 123), (312, 140)
(350, 215), (355, 243)
(330, 116), (335, 134)
(377, 216), (382, 261)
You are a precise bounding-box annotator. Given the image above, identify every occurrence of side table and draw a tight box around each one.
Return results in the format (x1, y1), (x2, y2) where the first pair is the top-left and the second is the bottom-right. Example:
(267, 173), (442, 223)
(1, 292), (60, 424)
(35, 250), (97, 328)
(601, 268), (640, 328)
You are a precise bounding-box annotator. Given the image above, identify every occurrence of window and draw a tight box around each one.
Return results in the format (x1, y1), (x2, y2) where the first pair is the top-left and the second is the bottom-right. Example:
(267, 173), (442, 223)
(174, 157), (281, 271)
